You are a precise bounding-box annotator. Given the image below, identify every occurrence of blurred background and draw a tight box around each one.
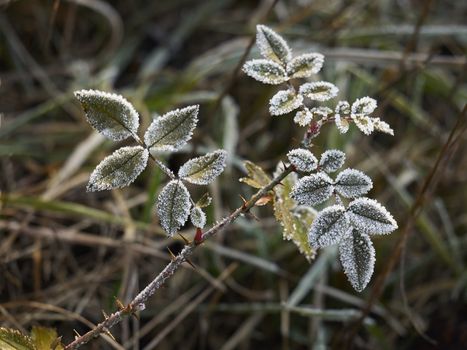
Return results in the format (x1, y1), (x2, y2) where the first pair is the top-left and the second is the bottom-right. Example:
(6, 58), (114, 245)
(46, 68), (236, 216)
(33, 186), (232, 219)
(1, 0), (466, 349)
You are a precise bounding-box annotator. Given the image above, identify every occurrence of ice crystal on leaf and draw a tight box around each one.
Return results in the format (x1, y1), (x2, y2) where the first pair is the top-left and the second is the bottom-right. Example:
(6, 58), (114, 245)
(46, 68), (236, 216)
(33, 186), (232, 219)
(269, 89), (303, 116)
(294, 108), (313, 126)
(178, 150), (227, 185)
(291, 172), (334, 206)
(347, 197), (398, 235)
(335, 114), (349, 134)
(287, 148), (318, 172)
(75, 89), (139, 141)
(372, 118), (394, 135)
(308, 205), (349, 248)
(299, 82), (339, 102)
(351, 97), (377, 115)
(319, 150), (346, 173)
(335, 101), (351, 115)
(239, 160), (271, 189)
(335, 168), (373, 198)
(144, 105), (198, 152)
(157, 180), (191, 236)
(256, 24), (292, 65)
(339, 228), (375, 292)
(335, 101), (351, 134)
(87, 146), (148, 192)
(286, 53), (324, 78)
(242, 59), (288, 85)
(353, 115), (374, 135)
(190, 206), (206, 229)
(310, 106), (333, 120)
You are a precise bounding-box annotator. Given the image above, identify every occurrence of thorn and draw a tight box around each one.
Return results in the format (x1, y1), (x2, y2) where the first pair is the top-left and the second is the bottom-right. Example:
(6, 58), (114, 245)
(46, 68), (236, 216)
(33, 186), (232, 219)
(194, 227), (203, 245)
(246, 211), (260, 221)
(185, 258), (196, 269)
(101, 310), (109, 319)
(131, 311), (140, 321)
(239, 194), (248, 208)
(103, 328), (116, 341)
(114, 297), (125, 311)
(73, 329), (81, 338)
(167, 247), (177, 260)
(178, 232), (190, 245)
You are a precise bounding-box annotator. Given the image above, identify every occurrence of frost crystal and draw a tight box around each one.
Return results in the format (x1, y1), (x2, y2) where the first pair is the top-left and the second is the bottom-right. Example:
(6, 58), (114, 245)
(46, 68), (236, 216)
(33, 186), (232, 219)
(190, 206), (206, 228)
(319, 149), (346, 173)
(87, 146), (148, 192)
(353, 115), (374, 135)
(178, 150), (227, 185)
(256, 24), (292, 65)
(347, 197), (398, 235)
(144, 105), (198, 152)
(294, 108), (313, 126)
(242, 59), (288, 85)
(299, 81), (339, 102)
(287, 148), (318, 172)
(339, 228), (375, 292)
(351, 97), (377, 115)
(372, 118), (394, 136)
(269, 89), (303, 116)
(286, 53), (324, 78)
(335, 168), (373, 198)
(157, 180), (191, 236)
(308, 205), (349, 248)
(75, 89), (139, 141)
(291, 172), (334, 206)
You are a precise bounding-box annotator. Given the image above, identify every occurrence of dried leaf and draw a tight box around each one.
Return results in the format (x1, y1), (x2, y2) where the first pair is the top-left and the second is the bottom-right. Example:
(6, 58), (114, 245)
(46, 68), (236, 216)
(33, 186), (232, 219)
(308, 205), (349, 249)
(335, 168), (373, 198)
(144, 105), (198, 152)
(339, 228), (375, 292)
(269, 89), (303, 116)
(286, 53), (324, 78)
(256, 24), (292, 65)
(291, 172), (334, 206)
(31, 327), (63, 350)
(178, 150), (227, 185)
(319, 149), (346, 173)
(196, 193), (212, 208)
(347, 197), (398, 235)
(157, 180), (191, 235)
(255, 193), (274, 206)
(0, 328), (35, 350)
(242, 59), (288, 85)
(299, 81), (339, 101)
(87, 146), (148, 192)
(239, 160), (271, 189)
(287, 148), (318, 172)
(75, 90), (139, 141)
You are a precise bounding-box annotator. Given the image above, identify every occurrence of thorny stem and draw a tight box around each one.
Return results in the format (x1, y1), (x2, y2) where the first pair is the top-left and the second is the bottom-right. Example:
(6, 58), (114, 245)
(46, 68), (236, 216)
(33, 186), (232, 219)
(64, 165), (293, 349)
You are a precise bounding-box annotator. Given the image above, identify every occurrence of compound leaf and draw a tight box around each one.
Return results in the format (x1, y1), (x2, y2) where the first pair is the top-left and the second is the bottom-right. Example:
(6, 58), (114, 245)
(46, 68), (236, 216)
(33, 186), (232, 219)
(178, 150), (227, 185)
(75, 89), (139, 141)
(256, 24), (292, 65)
(243, 59), (288, 85)
(308, 205), (349, 248)
(347, 197), (398, 235)
(335, 168), (373, 198)
(157, 180), (191, 235)
(291, 173), (334, 206)
(87, 146), (148, 192)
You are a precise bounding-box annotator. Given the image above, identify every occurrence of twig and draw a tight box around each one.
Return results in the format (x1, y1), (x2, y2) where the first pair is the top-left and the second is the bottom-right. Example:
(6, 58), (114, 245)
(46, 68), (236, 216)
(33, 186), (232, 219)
(64, 165), (293, 349)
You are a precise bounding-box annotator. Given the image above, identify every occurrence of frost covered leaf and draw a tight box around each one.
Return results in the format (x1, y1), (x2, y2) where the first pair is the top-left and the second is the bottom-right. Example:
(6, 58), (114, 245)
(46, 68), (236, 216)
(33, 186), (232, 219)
(269, 89), (303, 116)
(87, 146), (148, 192)
(372, 118), (394, 135)
(335, 101), (351, 115)
(287, 53), (324, 78)
(256, 24), (292, 65)
(196, 192), (212, 208)
(308, 205), (349, 248)
(319, 149), (346, 173)
(0, 327), (35, 350)
(310, 106), (333, 120)
(243, 59), (288, 85)
(294, 108), (313, 126)
(287, 148), (318, 172)
(190, 206), (206, 228)
(353, 115), (374, 135)
(144, 105), (198, 152)
(347, 197), (398, 235)
(239, 160), (271, 189)
(299, 81), (339, 101)
(75, 89), (139, 141)
(335, 168), (373, 198)
(335, 101), (350, 134)
(351, 97), (377, 115)
(179, 150), (227, 185)
(339, 228), (375, 292)
(335, 114), (349, 134)
(31, 326), (64, 350)
(157, 180), (191, 235)
(291, 172), (334, 206)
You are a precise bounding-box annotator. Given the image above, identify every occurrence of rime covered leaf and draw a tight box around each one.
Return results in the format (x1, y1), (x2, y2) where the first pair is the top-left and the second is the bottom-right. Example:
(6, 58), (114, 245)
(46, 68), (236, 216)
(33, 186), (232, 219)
(31, 326), (64, 350)
(286, 53), (324, 78)
(157, 180), (191, 235)
(269, 89), (303, 116)
(144, 105), (198, 152)
(353, 115), (374, 135)
(339, 228), (375, 292)
(335, 100), (351, 115)
(291, 173), (334, 206)
(335, 168), (373, 198)
(347, 198), (398, 235)
(310, 106), (333, 120)
(190, 206), (206, 228)
(294, 108), (313, 126)
(196, 192), (212, 208)
(243, 59), (288, 85)
(239, 160), (271, 189)
(256, 24), (292, 65)
(0, 327), (35, 350)
(351, 97), (377, 115)
(299, 81), (339, 101)
(335, 101), (351, 134)
(273, 165), (315, 261)
(319, 149), (346, 173)
(75, 90), (139, 141)
(335, 114), (349, 134)
(372, 118), (394, 135)
(87, 146), (148, 192)
(178, 150), (227, 185)
(308, 205), (349, 248)
(287, 148), (318, 172)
